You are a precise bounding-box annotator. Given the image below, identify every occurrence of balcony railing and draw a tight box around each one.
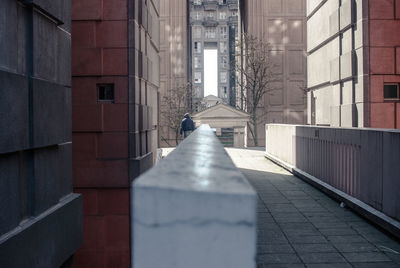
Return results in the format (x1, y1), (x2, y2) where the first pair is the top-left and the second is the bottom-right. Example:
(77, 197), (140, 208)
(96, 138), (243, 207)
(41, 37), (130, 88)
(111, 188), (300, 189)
(227, 0), (238, 10)
(132, 125), (257, 268)
(202, 17), (219, 27)
(204, 0), (218, 10)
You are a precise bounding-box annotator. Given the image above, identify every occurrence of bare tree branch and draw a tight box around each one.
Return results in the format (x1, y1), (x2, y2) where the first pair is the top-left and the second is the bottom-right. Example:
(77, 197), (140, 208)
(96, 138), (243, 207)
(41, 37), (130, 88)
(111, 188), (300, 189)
(233, 33), (276, 146)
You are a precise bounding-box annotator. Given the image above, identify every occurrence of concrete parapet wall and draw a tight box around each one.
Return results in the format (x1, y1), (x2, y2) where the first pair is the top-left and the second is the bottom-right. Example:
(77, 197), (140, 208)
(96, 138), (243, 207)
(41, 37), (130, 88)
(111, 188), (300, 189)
(266, 124), (400, 237)
(133, 125), (257, 268)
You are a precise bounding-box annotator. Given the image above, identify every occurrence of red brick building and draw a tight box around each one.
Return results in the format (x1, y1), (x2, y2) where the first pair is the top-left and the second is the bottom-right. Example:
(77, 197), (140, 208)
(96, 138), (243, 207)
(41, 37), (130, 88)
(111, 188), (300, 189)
(369, 0), (400, 128)
(71, 0), (160, 267)
(307, 0), (400, 129)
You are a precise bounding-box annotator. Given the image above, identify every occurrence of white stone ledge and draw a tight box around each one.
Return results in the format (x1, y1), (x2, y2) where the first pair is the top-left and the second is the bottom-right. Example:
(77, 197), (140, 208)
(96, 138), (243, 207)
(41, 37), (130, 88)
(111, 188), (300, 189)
(132, 125), (257, 268)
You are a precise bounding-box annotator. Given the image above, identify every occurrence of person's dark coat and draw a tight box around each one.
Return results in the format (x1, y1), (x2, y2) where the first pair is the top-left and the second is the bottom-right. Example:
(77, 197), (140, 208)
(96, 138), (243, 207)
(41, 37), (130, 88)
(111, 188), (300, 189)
(180, 114), (195, 135)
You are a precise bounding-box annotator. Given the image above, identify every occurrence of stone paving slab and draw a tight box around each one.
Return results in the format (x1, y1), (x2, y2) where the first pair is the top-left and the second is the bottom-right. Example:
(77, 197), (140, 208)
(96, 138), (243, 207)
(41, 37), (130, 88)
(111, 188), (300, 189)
(226, 148), (400, 268)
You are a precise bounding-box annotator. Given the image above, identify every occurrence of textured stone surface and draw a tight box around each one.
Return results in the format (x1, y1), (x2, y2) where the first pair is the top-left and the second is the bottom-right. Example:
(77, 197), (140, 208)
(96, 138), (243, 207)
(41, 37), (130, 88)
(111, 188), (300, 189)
(227, 147), (400, 267)
(133, 126), (256, 268)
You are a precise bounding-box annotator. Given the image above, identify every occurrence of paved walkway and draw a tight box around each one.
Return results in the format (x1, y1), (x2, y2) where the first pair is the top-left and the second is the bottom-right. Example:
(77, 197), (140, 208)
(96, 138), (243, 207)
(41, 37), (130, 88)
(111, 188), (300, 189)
(226, 147), (400, 268)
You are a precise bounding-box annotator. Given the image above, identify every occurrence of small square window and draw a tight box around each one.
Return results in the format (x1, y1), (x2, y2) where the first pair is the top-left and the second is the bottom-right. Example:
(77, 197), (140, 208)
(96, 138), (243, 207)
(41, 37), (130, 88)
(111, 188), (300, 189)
(384, 84), (399, 100)
(97, 84), (115, 102)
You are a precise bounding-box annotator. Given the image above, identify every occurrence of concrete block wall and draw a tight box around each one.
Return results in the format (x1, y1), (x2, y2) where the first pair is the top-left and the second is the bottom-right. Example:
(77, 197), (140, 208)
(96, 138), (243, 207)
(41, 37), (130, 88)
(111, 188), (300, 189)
(368, 0), (400, 129)
(244, 0), (307, 146)
(0, 0), (82, 267)
(71, 0), (159, 267)
(266, 124), (400, 238)
(307, 0), (367, 128)
(307, 0), (400, 129)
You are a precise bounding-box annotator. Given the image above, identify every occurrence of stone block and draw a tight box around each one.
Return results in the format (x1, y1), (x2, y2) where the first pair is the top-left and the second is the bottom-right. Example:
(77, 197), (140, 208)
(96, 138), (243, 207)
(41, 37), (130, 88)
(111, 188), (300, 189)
(0, 153), (21, 235)
(73, 159), (128, 188)
(80, 216), (105, 250)
(356, 102), (364, 127)
(369, 0), (394, 19)
(330, 106), (341, 127)
(128, 132), (140, 159)
(370, 20), (400, 47)
(33, 146), (64, 215)
(330, 57), (340, 83)
(32, 79), (70, 148)
(354, 75), (366, 104)
(0, 0), (18, 72)
(329, 10), (339, 36)
(72, 104), (103, 132)
(396, 47), (400, 74)
(397, 0), (400, 18)
(71, 77), (97, 104)
(370, 75), (384, 103)
(57, 29), (71, 87)
(74, 189), (98, 215)
(72, 48), (102, 76)
(98, 189), (129, 215)
(340, 104), (356, 127)
(0, 71), (29, 153)
(33, 12), (58, 83)
(28, 0), (69, 25)
(72, 22), (96, 49)
(96, 132), (128, 159)
(129, 151), (153, 179)
(132, 126), (256, 268)
(102, 48), (128, 76)
(370, 103), (395, 128)
(340, 51), (354, 79)
(340, 0), (353, 30)
(103, 0), (127, 20)
(0, 194), (82, 268)
(104, 215), (130, 250)
(103, 104), (128, 131)
(58, 143), (73, 197)
(370, 47), (395, 74)
(72, 0), (102, 20)
(96, 21), (128, 48)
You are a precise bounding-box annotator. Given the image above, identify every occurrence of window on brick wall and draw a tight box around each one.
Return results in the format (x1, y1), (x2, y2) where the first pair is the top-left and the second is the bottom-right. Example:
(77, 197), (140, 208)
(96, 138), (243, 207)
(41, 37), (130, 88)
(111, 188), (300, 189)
(384, 84), (399, 100)
(97, 84), (115, 102)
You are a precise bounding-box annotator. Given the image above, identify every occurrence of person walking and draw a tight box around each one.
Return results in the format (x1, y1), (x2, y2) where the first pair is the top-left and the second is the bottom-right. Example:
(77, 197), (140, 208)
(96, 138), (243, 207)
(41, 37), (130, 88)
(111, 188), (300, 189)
(180, 113), (195, 138)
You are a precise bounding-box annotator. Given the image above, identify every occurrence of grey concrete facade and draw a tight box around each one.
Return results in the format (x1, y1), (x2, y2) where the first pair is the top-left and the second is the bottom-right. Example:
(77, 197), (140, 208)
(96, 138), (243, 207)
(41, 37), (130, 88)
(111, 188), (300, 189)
(189, 0), (239, 105)
(159, 0), (189, 146)
(307, 0), (367, 127)
(243, 0), (307, 146)
(0, 0), (82, 266)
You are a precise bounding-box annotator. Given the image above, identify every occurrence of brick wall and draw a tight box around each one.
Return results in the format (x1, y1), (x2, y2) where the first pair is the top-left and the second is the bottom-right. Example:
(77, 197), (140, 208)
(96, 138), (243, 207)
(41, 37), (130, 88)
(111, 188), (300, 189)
(71, 0), (159, 266)
(368, 0), (400, 128)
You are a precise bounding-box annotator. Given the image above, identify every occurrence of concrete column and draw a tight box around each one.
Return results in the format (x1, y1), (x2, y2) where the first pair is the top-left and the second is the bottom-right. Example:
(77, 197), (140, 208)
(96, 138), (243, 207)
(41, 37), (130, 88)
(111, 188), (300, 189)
(233, 127), (246, 148)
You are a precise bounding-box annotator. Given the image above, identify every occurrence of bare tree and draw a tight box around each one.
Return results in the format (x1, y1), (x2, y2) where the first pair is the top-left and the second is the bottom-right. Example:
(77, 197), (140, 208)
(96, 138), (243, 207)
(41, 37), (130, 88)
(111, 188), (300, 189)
(160, 83), (193, 145)
(234, 33), (275, 146)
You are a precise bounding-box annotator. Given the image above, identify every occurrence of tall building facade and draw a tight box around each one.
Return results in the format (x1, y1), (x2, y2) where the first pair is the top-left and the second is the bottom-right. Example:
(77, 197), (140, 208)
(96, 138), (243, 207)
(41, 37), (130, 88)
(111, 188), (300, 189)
(71, 0), (159, 266)
(190, 0), (239, 104)
(0, 0), (82, 267)
(159, 0), (189, 146)
(243, 0), (308, 145)
(307, 0), (400, 129)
